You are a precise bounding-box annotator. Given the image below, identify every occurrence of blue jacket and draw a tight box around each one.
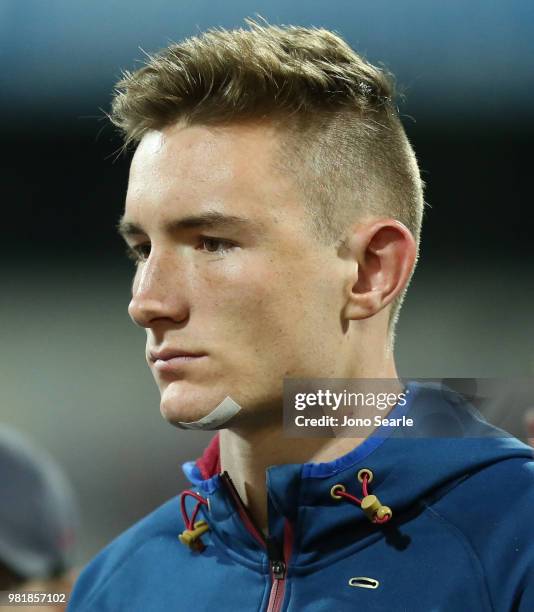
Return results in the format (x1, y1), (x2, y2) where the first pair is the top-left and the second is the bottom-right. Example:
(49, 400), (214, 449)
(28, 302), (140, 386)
(69, 381), (534, 611)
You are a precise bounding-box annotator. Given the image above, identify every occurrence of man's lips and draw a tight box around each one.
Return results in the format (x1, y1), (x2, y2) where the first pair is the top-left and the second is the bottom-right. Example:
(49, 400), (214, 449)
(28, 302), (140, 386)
(149, 348), (206, 362)
(149, 347), (207, 373)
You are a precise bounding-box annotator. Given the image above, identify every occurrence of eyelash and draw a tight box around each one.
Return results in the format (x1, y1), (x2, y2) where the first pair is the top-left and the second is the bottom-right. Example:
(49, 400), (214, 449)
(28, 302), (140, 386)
(125, 237), (237, 264)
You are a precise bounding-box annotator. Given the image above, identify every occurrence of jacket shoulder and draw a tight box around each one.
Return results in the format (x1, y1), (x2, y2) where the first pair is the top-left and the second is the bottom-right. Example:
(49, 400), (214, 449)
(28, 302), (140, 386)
(429, 455), (534, 611)
(68, 495), (184, 610)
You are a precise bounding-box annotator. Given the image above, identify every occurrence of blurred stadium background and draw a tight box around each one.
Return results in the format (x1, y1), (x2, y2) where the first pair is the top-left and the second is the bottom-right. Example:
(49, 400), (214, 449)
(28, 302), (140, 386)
(1, 0), (533, 566)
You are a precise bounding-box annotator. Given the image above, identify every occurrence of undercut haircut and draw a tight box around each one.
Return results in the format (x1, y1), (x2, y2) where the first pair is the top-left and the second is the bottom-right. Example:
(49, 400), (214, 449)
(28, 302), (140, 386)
(110, 18), (426, 346)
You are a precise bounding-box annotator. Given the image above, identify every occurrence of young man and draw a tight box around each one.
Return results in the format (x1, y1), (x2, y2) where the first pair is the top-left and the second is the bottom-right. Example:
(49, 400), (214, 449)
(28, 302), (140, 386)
(69, 20), (534, 611)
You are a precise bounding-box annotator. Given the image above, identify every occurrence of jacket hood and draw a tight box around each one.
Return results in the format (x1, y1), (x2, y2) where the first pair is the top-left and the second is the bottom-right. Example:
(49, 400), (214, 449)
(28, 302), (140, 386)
(181, 380), (533, 568)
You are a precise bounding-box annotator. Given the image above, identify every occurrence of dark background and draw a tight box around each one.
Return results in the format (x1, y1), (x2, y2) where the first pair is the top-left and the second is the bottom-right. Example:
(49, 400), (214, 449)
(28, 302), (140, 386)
(2, 0), (533, 565)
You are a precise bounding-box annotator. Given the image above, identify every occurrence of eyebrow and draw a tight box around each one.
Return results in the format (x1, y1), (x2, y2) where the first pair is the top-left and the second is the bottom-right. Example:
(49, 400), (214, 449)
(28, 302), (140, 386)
(116, 210), (265, 239)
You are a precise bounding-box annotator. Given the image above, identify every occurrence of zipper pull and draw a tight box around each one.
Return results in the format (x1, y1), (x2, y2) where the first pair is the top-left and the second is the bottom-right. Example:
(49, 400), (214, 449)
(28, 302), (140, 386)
(271, 559), (286, 580)
(266, 535), (286, 580)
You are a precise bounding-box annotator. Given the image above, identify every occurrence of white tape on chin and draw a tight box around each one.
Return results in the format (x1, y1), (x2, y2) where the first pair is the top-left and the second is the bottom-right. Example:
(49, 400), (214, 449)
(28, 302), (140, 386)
(176, 396), (242, 430)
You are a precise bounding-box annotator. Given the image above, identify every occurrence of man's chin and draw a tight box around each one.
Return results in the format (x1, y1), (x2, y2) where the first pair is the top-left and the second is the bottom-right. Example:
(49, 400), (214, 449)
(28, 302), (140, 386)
(158, 382), (213, 425)
(159, 402), (203, 426)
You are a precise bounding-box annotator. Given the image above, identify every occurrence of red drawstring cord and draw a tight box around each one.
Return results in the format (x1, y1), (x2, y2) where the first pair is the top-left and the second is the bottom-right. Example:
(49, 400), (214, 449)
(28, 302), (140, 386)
(179, 469), (390, 554)
(179, 490), (210, 552)
(180, 490), (208, 529)
(331, 469), (392, 524)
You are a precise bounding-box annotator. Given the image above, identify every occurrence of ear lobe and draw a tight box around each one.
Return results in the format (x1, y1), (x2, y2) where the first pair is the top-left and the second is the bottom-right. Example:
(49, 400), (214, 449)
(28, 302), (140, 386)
(342, 219), (416, 322)
(344, 271), (383, 321)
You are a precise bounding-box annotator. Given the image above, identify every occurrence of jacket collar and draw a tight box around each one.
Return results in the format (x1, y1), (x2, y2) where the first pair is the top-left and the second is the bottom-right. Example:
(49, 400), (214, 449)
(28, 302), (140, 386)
(181, 380), (533, 567)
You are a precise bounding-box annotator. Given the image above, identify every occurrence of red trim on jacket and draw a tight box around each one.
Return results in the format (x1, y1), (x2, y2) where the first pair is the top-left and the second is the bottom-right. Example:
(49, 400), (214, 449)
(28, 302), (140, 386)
(196, 432), (221, 479)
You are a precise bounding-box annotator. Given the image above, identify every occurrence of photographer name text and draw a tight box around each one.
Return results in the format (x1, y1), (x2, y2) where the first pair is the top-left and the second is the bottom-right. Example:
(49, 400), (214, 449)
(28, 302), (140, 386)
(294, 414), (414, 427)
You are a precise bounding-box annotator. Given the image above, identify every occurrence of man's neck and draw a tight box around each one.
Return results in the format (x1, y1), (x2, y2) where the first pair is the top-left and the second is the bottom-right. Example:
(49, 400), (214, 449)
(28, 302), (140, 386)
(219, 426), (371, 535)
(218, 375), (403, 535)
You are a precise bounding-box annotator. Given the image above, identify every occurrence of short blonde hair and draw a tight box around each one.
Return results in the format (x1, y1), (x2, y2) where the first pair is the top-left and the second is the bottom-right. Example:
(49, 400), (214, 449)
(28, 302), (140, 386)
(110, 18), (426, 344)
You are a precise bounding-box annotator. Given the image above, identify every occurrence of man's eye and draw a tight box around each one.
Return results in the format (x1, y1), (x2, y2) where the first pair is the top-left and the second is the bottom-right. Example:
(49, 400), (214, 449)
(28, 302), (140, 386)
(125, 238), (235, 263)
(198, 237), (236, 254)
(125, 244), (150, 264)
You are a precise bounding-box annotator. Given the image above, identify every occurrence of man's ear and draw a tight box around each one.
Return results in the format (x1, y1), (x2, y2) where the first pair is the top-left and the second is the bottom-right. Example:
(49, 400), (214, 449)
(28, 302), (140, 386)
(341, 219), (417, 321)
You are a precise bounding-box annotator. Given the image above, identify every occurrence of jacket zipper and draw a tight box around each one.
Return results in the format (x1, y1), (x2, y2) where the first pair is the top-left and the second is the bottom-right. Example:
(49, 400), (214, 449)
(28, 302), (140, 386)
(265, 533), (287, 612)
(220, 471), (292, 612)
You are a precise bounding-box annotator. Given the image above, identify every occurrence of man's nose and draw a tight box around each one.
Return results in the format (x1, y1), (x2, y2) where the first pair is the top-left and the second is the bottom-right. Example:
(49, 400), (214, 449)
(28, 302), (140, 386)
(128, 256), (188, 328)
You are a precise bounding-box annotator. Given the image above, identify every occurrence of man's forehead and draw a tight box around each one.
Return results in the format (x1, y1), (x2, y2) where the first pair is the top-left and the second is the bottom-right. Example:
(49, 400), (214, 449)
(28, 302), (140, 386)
(126, 122), (304, 228)
(131, 126), (228, 181)
(128, 123), (280, 197)
(133, 121), (279, 168)
(135, 130), (165, 156)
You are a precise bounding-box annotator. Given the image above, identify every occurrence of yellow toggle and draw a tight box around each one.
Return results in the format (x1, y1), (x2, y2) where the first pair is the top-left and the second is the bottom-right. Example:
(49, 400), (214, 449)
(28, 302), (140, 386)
(178, 520), (209, 550)
(360, 495), (392, 522)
